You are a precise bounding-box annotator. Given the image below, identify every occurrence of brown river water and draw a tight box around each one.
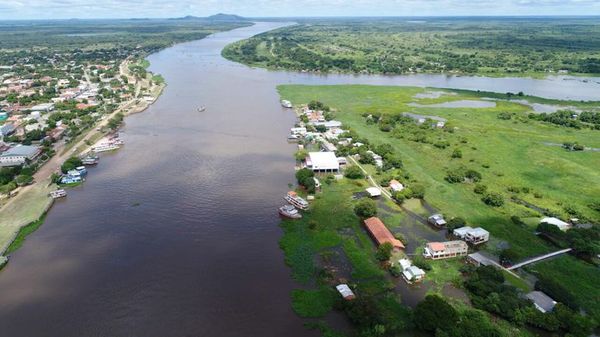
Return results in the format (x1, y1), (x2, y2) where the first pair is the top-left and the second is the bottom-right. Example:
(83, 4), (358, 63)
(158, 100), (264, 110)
(0, 22), (599, 337)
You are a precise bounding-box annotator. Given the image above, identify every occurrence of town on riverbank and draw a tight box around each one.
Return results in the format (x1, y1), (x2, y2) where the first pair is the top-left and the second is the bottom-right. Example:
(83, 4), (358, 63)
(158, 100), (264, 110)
(277, 87), (599, 337)
(0, 56), (164, 262)
(0, 17), (252, 269)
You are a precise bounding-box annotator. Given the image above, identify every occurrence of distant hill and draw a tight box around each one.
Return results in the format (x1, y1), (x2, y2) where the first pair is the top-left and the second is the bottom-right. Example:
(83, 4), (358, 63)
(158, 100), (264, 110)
(207, 13), (248, 22)
(170, 14), (248, 22)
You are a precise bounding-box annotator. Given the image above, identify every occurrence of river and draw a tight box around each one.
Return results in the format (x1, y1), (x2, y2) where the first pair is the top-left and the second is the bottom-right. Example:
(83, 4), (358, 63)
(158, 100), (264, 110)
(0, 22), (599, 337)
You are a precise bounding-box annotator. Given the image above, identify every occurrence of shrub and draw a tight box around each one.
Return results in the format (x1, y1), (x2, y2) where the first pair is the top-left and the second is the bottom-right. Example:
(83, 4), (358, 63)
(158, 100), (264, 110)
(482, 192), (504, 207)
(497, 112), (513, 120)
(410, 184), (426, 199)
(445, 170), (465, 183)
(412, 255), (432, 271)
(474, 184), (487, 194)
(295, 168), (316, 193)
(61, 156), (83, 173)
(447, 217), (466, 231)
(354, 199), (377, 218)
(344, 165), (364, 179)
(465, 169), (482, 182)
(375, 242), (393, 261)
(414, 295), (458, 332)
(451, 148), (462, 158)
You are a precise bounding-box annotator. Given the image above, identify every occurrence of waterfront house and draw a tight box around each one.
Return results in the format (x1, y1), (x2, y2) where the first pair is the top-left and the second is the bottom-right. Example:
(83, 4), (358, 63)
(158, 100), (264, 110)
(312, 120), (342, 129)
(526, 291), (557, 313)
(423, 241), (468, 260)
(464, 227), (490, 245)
(540, 217), (571, 231)
(402, 265), (426, 284)
(0, 145), (41, 166)
(453, 226), (473, 238)
(336, 284), (356, 300)
(305, 152), (339, 172)
(398, 258), (412, 270)
(428, 214), (447, 227)
(389, 179), (404, 192)
(290, 127), (307, 136)
(363, 217), (405, 250)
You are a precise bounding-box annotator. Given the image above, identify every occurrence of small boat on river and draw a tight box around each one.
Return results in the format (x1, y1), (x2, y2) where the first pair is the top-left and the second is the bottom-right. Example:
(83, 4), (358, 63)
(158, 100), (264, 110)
(49, 189), (67, 199)
(198, 106), (206, 112)
(284, 191), (309, 210)
(278, 205), (302, 219)
(281, 100), (293, 108)
(82, 156), (99, 165)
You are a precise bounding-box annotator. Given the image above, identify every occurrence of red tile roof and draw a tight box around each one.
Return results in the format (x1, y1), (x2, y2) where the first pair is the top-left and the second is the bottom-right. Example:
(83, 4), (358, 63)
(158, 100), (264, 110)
(363, 217), (405, 249)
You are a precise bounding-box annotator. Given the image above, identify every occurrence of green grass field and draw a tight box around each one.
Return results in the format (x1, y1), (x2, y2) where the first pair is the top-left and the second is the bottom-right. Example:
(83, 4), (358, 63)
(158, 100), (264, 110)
(278, 84), (600, 321)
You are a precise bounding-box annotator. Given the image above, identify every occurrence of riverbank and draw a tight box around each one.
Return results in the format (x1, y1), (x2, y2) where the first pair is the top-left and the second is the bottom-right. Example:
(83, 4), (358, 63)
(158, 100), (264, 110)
(278, 85), (600, 334)
(0, 58), (165, 259)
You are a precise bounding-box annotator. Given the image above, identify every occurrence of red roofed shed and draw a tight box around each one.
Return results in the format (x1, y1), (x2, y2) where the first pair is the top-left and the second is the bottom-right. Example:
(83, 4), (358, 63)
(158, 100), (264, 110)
(363, 217), (405, 250)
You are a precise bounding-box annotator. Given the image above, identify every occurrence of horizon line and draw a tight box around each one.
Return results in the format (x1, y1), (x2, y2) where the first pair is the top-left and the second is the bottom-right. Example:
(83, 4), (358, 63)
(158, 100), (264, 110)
(1, 14), (600, 22)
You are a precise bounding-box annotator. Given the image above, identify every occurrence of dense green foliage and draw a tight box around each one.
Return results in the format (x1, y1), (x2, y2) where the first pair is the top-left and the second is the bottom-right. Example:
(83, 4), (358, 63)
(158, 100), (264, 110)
(537, 222), (600, 258)
(224, 18), (600, 76)
(354, 198), (377, 218)
(60, 157), (83, 174)
(295, 168), (316, 193)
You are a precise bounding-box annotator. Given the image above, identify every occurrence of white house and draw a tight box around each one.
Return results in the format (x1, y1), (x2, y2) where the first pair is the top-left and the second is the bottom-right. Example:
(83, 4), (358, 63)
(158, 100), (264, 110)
(389, 179), (404, 192)
(453, 226), (473, 238)
(402, 265), (426, 283)
(423, 241), (468, 260)
(366, 187), (382, 198)
(305, 152), (339, 172)
(465, 227), (490, 245)
(540, 217), (571, 231)
(290, 127), (307, 135)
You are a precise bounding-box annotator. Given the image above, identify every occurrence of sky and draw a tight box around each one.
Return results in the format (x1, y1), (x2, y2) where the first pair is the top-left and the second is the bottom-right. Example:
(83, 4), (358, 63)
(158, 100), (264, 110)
(1, 0), (599, 20)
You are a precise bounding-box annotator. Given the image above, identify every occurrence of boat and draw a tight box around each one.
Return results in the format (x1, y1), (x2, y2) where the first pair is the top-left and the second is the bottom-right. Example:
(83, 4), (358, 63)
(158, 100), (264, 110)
(92, 143), (120, 152)
(287, 134), (300, 142)
(284, 191), (309, 210)
(198, 106), (206, 112)
(49, 189), (67, 199)
(278, 205), (302, 219)
(82, 157), (99, 165)
(75, 166), (88, 177)
(281, 100), (293, 108)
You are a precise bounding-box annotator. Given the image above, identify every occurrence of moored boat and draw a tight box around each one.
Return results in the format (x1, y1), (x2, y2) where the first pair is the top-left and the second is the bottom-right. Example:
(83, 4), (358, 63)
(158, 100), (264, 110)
(49, 189), (67, 199)
(284, 191), (309, 210)
(278, 205), (302, 219)
(92, 143), (120, 152)
(281, 100), (293, 108)
(82, 157), (99, 165)
(198, 106), (206, 112)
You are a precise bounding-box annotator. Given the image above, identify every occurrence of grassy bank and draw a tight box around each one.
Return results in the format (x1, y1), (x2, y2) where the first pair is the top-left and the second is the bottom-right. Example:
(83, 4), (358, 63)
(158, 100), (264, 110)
(278, 84), (600, 323)
(5, 214), (47, 254)
(0, 181), (54, 254)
